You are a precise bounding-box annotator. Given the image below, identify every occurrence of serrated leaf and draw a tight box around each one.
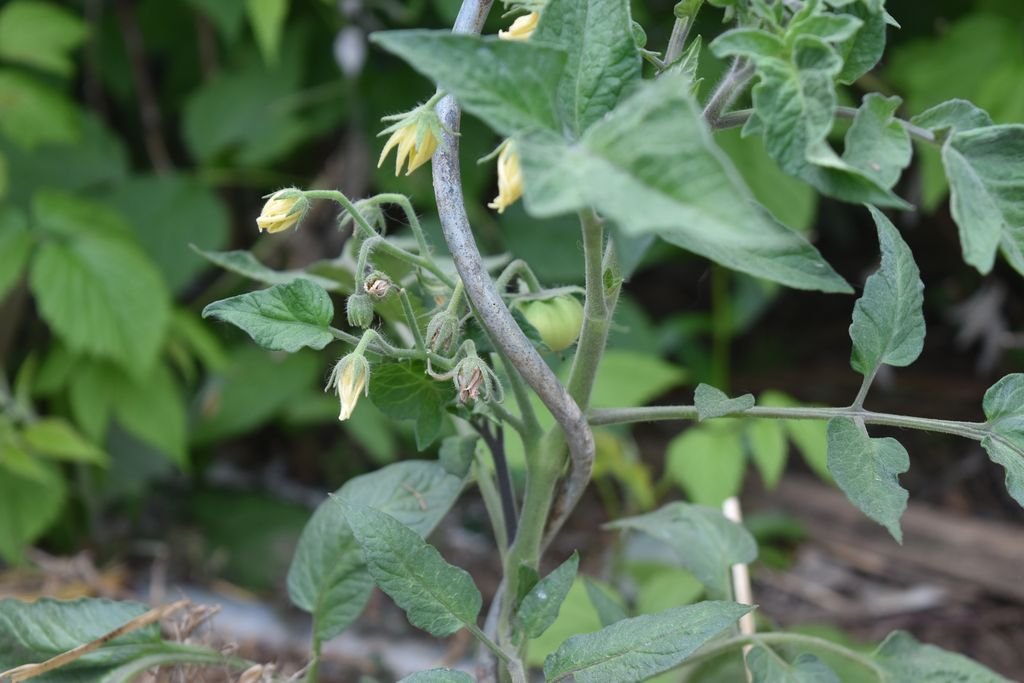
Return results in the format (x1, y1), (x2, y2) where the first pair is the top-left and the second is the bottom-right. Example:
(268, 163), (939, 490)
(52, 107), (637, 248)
(21, 418), (107, 466)
(531, 0), (641, 135)
(517, 552), (578, 638)
(369, 360), (456, 450)
(608, 503), (756, 598)
(543, 601), (752, 683)
(694, 383), (755, 421)
(911, 100), (993, 137)
(747, 647), (841, 682)
(28, 195), (170, 378)
(0, 1), (88, 77)
(202, 280), (335, 352)
(0, 207), (32, 301)
(193, 247), (341, 291)
(667, 423), (747, 506)
(941, 124), (1024, 275)
(980, 374), (1024, 507)
(826, 417), (909, 542)
(370, 31), (566, 136)
(341, 501), (481, 637)
(519, 74), (852, 294)
(842, 94), (912, 188)
(398, 670), (474, 683)
(849, 206), (924, 378)
(287, 461), (464, 641)
(872, 631), (1011, 682)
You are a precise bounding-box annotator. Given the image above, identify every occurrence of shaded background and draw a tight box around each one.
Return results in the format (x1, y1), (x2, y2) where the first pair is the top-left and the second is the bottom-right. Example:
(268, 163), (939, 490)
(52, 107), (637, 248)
(0, 0), (1022, 679)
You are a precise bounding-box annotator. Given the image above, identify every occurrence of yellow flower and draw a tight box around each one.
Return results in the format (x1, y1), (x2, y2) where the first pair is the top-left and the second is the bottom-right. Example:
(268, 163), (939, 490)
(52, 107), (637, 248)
(327, 355), (370, 421)
(377, 115), (440, 176)
(256, 189), (309, 233)
(488, 142), (523, 214)
(499, 11), (540, 41)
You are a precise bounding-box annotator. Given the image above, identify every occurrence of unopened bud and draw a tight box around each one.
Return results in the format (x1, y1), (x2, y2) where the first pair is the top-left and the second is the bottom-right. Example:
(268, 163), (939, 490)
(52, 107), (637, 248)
(326, 354), (370, 421)
(346, 292), (374, 328)
(426, 311), (461, 354)
(257, 188), (310, 233)
(453, 356), (501, 405)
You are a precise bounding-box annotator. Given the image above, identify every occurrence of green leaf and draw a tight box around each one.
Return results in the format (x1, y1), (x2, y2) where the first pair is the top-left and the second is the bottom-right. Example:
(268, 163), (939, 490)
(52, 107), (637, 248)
(833, 2), (887, 84)
(747, 647), (840, 682)
(786, 13), (863, 46)
(516, 552), (579, 638)
(872, 631), (1011, 682)
(202, 280), (336, 353)
(667, 422), (746, 506)
(746, 419), (788, 488)
(608, 503), (757, 598)
(826, 417), (909, 542)
(341, 501), (481, 637)
(0, 1), (88, 77)
(369, 360), (456, 450)
(0, 69), (79, 148)
(519, 74), (852, 293)
(848, 206), (925, 378)
(531, 0), (641, 134)
(28, 194), (170, 378)
(370, 31), (566, 136)
(0, 207), (32, 301)
(21, 418), (107, 466)
(842, 94), (912, 188)
(760, 391), (831, 481)
(287, 461), (465, 641)
(193, 247), (342, 291)
(438, 435), (477, 478)
(710, 29), (784, 60)
(102, 175), (230, 293)
(543, 601), (752, 683)
(980, 374), (1024, 507)
(911, 100), (993, 137)
(70, 360), (188, 469)
(95, 648), (241, 683)
(586, 350), (687, 408)
(398, 670), (474, 683)
(941, 124), (1024, 275)
(0, 460), (65, 564)
(246, 0), (289, 64)
(694, 383), (756, 421)
(583, 577), (628, 627)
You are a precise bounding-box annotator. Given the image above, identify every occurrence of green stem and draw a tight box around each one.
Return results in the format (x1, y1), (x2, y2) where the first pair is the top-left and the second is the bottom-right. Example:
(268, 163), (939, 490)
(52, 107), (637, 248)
(588, 404), (989, 441)
(566, 208), (617, 409)
(684, 632), (885, 681)
(399, 288), (427, 356)
(852, 367), (878, 409)
(475, 452), (510, 557)
(498, 354), (542, 442)
(305, 633), (322, 683)
(495, 259), (543, 294)
(329, 327), (454, 369)
(713, 107), (938, 145)
(466, 623), (514, 667)
(368, 193), (432, 257)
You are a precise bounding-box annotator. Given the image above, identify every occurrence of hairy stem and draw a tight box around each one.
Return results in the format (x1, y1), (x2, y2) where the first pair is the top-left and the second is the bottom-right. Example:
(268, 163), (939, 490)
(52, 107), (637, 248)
(713, 106), (938, 145)
(702, 59), (755, 128)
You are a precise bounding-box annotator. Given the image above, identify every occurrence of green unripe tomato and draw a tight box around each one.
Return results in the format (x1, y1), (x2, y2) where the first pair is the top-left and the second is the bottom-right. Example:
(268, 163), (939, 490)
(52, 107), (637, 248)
(519, 295), (584, 352)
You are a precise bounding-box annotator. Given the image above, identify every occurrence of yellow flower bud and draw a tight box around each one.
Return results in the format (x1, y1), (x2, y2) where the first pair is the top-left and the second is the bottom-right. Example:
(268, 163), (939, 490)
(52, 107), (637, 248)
(499, 11), (540, 41)
(256, 189), (309, 233)
(488, 141), (524, 214)
(377, 108), (441, 176)
(327, 354), (370, 421)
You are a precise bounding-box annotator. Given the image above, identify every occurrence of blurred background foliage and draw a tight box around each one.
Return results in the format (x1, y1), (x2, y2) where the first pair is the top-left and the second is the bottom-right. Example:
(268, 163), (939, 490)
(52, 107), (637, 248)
(0, 0), (1022, 603)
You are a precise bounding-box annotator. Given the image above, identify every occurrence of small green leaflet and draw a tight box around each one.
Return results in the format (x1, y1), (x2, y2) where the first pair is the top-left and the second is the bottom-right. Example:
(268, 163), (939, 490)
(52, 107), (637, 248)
(21, 417), (108, 466)
(608, 503), (757, 598)
(747, 647), (840, 683)
(0, 207), (32, 301)
(667, 423), (746, 506)
(516, 552), (579, 638)
(543, 601), (752, 683)
(694, 383), (756, 421)
(833, 2), (887, 85)
(940, 124), (1024, 275)
(911, 99), (993, 138)
(519, 74), (852, 293)
(192, 247), (342, 291)
(287, 460), (465, 641)
(369, 360), (457, 450)
(341, 501), (482, 637)
(842, 94), (912, 189)
(826, 417), (909, 542)
(202, 279), (336, 352)
(979, 374), (1024, 508)
(583, 577), (628, 627)
(398, 670), (474, 683)
(848, 206), (924, 378)
(873, 631), (1011, 682)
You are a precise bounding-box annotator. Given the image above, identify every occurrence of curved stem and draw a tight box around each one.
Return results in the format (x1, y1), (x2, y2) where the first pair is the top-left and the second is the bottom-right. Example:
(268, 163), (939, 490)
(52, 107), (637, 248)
(398, 288), (427, 356)
(685, 632), (885, 680)
(328, 326), (454, 368)
(494, 259), (543, 294)
(702, 59), (755, 128)
(588, 403), (988, 441)
(369, 193), (432, 257)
